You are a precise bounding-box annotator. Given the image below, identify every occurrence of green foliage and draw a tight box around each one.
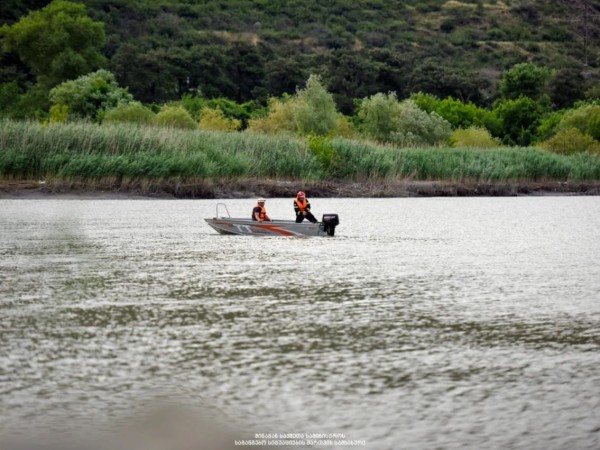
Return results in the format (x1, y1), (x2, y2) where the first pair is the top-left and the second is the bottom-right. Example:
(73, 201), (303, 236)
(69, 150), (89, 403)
(103, 102), (155, 124)
(247, 96), (298, 135)
(451, 126), (500, 148)
(306, 134), (341, 177)
(48, 104), (69, 123)
(0, 119), (322, 181)
(547, 68), (585, 109)
(0, 0), (106, 87)
(151, 105), (197, 130)
(49, 70), (133, 121)
(536, 110), (565, 142)
(178, 94), (259, 126)
(499, 63), (551, 101)
(294, 74), (339, 136)
(493, 96), (549, 146)
(2, 120), (600, 183)
(334, 115), (356, 139)
(13, 84), (51, 119)
(358, 94), (452, 146)
(585, 84), (600, 101)
(407, 61), (486, 104)
(357, 92), (401, 142)
(541, 128), (600, 156)
(2, 0), (599, 115)
(198, 107), (241, 132)
(411, 92), (501, 135)
(557, 104), (600, 141)
(0, 81), (23, 118)
(391, 100), (452, 147)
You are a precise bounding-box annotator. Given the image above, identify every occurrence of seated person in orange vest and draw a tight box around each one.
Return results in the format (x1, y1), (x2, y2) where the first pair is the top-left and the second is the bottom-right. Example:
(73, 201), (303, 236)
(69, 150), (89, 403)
(252, 197), (271, 222)
(293, 191), (317, 223)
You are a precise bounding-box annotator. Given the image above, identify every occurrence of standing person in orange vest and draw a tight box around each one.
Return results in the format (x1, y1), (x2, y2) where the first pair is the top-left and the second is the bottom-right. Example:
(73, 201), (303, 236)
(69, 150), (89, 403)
(293, 191), (317, 223)
(252, 198), (271, 222)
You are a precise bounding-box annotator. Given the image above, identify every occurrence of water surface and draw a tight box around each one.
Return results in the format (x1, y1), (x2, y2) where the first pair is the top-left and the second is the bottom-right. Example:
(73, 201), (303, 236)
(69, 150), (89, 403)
(1, 197), (599, 449)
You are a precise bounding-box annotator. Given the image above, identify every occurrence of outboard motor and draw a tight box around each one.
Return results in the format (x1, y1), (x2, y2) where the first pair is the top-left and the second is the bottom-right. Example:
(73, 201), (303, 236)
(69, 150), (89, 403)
(321, 214), (339, 236)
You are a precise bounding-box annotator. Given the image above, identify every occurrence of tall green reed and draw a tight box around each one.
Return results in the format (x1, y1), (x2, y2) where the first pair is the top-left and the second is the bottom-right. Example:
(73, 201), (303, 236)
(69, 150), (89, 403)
(1, 120), (599, 183)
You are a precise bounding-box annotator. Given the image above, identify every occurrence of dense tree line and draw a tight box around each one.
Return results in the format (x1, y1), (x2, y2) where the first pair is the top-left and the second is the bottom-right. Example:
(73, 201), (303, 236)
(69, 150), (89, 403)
(2, 0), (600, 112)
(0, 0), (599, 155)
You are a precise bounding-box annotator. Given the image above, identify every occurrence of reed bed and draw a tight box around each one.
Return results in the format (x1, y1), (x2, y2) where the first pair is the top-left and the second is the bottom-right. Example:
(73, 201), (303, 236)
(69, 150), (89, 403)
(1, 120), (600, 185)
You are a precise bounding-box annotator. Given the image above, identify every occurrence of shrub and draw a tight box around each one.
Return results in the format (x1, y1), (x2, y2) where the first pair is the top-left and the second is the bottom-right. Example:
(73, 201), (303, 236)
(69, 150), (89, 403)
(557, 104), (600, 141)
(411, 92), (501, 136)
(103, 102), (155, 124)
(198, 107), (241, 132)
(294, 74), (338, 136)
(306, 134), (341, 177)
(541, 128), (600, 155)
(451, 127), (500, 148)
(358, 94), (452, 146)
(49, 69), (132, 121)
(247, 96), (297, 135)
(49, 104), (69, 123)
(151, 106), (197, 130)
(334, 115), (356, 139)
(391, 100), (452, 147)
(537, 110), (566, 142)
(357, 92), (401, 142)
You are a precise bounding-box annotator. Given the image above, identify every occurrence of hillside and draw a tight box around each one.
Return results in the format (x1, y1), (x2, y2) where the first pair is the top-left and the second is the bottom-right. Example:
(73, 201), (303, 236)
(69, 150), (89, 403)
(1, 0), (600, 113)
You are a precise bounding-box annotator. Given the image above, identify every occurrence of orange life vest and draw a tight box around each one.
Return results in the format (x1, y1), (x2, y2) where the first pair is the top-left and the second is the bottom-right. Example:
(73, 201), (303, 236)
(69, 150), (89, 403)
(256, 204), (267, 220)
(294, 197), (308, 212)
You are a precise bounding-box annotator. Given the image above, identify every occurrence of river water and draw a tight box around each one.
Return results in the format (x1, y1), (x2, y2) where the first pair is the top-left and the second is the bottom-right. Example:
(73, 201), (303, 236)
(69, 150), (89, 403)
(1, 197), (599, 450)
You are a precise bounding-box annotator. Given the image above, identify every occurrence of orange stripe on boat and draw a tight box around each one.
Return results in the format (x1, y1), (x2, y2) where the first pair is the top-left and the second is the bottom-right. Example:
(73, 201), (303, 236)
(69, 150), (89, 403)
(258, 224), (295, 236)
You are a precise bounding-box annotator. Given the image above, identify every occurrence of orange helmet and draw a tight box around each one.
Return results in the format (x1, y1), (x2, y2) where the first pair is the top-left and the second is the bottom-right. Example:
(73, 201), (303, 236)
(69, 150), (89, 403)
(297, 191), (305, 198)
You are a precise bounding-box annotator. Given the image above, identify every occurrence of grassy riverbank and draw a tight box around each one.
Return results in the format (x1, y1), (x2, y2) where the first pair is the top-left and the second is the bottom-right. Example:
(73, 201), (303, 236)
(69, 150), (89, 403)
(1, 120), (600, 197)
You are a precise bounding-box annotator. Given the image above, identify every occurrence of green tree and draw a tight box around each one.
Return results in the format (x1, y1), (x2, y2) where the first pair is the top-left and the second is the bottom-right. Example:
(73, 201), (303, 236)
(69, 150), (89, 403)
(49, 69), (132, 120)
(499, 63), (551, 101)
(247, 95), (298, 135)
(494, 96), (548, 146)
(0, 0), (106, 88)
(294, 74), (338, 136)
(358, 93), (452, 146)
(547, 68), (585, 109)
(557, 104), (600, 141)
(392, 100), (452, 147)
(222, 40), (266, 103)
(357, 92), (401, 142)
(323, 50), (382, 115)
(411, 93), (501, 135)
(0, 81), (23, 118)
(407, 60), (487, 103)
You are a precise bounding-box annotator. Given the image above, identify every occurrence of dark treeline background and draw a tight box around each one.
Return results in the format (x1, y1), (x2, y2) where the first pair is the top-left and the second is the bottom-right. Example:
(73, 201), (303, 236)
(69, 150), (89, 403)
(1, 0), (599, 115)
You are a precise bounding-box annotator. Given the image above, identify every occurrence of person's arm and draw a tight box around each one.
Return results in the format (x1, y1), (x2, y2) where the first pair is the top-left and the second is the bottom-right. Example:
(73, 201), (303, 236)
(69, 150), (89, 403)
(253, 208), (261, 221)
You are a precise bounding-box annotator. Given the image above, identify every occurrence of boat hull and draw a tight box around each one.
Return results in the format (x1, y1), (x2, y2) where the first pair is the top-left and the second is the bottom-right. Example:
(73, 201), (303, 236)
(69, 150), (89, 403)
(205, 218), (330, 237)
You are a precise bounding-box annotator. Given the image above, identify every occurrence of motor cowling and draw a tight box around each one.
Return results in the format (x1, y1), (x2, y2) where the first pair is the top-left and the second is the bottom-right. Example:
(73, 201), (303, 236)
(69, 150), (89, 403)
(321, 214), (339, 236)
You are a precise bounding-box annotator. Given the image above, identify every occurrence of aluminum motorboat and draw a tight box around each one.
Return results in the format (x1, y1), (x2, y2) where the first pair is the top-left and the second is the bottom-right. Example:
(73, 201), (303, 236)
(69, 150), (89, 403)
(205, 203), (339, 237)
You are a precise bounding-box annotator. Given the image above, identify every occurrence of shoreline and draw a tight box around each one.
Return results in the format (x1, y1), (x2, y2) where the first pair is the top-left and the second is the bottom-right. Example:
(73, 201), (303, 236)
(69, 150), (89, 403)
(1, 179), (600, 199)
